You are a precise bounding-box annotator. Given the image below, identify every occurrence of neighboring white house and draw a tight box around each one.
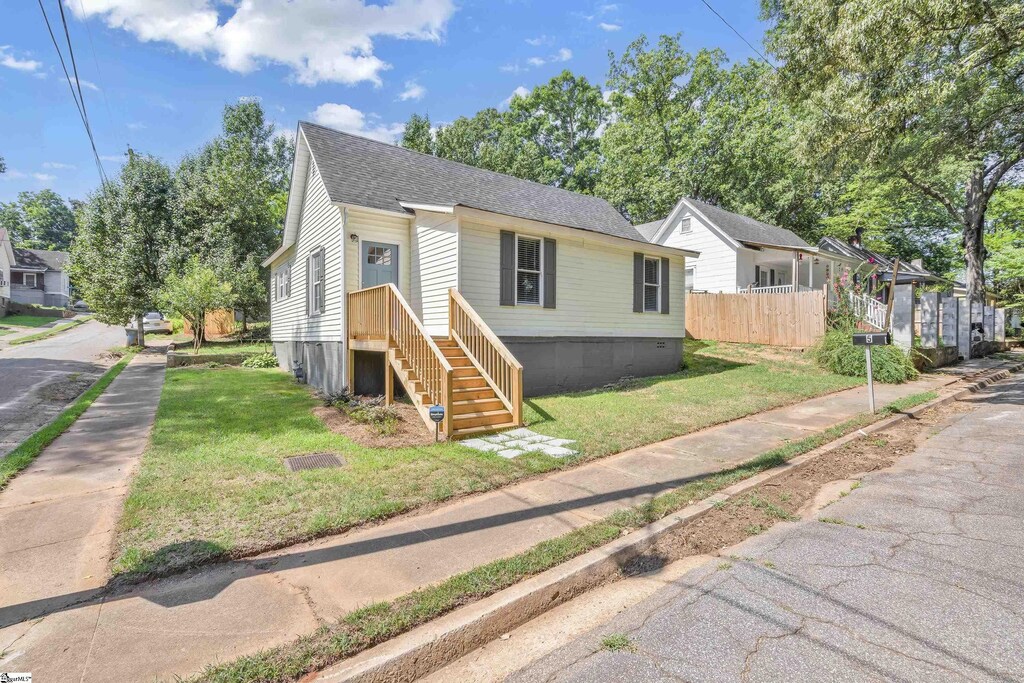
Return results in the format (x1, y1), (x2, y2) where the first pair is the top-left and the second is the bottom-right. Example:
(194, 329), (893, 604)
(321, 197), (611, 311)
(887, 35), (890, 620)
(0, 229), (14, 317)
(9, 248), (71, 308)
(265, 122), (697, 437)
(637, 197), (851, 294)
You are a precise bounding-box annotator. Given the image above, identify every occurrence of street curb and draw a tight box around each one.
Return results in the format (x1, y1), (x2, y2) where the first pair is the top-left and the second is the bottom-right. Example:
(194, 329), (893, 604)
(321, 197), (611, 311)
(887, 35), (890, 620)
(312, 358), (1024, 683)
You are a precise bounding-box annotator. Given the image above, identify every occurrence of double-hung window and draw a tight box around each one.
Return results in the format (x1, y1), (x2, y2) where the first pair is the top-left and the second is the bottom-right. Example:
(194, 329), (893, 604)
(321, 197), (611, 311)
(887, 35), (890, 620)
(23, 273), (37, 288)
(685, 267), (695, 291)
(516, 235), (542, 305)
(643, 257), (661, 312)
(307, 249), (325, 316)
(274, 264), (291, 302)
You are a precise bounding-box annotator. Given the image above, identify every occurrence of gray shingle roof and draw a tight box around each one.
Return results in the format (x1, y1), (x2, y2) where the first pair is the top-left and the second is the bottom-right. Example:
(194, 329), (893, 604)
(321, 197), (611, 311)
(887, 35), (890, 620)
(299, 122), (647, 243)
(13, 248), (68, 271)
(633, 219), (664, 241)
(817, 236), (942, 282)
(685, 197), (812, 250)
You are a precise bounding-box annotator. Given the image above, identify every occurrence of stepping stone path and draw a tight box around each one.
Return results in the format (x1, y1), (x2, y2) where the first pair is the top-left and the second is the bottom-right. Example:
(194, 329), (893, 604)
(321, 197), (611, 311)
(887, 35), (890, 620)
(460, 428), (578, 459)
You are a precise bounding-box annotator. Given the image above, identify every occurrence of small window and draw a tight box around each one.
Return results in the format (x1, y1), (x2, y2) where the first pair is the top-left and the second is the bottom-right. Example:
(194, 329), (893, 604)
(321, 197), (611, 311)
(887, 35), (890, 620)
(274, 264), (291, 302)
(685, 267), (695, 291)
(643, 257), (660, 312)
(367, 246), (392, 266)
(23, 273), (37, 288)
(679, 216), (692, 234)
(308, 250), (325, 316)
(516, 236), (542, 305)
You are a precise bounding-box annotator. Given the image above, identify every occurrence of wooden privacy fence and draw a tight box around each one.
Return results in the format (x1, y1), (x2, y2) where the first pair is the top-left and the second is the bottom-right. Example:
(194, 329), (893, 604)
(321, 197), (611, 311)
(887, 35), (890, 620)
(685, 289), (827, 347)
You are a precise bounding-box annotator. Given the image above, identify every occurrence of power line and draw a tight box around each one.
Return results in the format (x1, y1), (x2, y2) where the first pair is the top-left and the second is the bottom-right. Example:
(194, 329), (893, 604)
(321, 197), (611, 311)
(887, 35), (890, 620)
(698, 0), (779, 72)
(37, 0), (107, 184)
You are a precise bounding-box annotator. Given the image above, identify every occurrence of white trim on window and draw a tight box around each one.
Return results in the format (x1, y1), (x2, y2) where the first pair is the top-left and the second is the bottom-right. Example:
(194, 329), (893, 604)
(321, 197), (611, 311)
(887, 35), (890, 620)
(514, 234), (543, 306)
(643, 256), (660, 312)
(685, 266), (695, 291)
(307, 249), (325, 316)
(23, 272), (37, 288)
(274, 263), (291, 302)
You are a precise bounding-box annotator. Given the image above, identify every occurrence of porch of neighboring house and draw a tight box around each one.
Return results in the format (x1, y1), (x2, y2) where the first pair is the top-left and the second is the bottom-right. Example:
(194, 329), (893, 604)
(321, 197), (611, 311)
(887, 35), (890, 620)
(743, 248), (821, 294)
(347, 283), (524, 440)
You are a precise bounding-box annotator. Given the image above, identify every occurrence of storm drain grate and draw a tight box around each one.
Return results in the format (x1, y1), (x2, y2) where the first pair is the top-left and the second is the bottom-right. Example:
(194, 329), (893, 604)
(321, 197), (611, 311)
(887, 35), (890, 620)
(285, 453), (346, 472)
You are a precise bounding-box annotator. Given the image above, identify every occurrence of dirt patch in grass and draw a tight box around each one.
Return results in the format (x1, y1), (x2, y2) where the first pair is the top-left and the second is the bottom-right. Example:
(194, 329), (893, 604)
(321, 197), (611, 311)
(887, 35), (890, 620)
(312, 402), (435, 448)
(36, 375), (96, 402)
(638, 399), (974, 567)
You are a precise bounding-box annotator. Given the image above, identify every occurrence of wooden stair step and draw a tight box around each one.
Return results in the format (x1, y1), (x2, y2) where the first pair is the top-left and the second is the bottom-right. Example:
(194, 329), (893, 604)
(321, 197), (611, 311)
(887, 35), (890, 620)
(452, 367), (481, 378)
(439, 346), (467, 358)
(453, 397), (506, 414)
(452, 422), (519, 439)
(453, 409), (513, 429)
(453, 376), (488, 389)
(447, 356), (474, 367)
(452, 386), (496, 400)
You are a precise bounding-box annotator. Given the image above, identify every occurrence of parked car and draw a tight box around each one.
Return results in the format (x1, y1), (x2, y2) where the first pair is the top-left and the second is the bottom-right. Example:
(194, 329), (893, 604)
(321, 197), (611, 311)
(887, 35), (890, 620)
(129, 311), (173, 334)
(71, 300), (91, 312)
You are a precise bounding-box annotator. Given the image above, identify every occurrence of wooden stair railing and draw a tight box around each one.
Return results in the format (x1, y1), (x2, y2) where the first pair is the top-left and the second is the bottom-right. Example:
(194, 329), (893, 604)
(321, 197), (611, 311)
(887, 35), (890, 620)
(348, 284), (454, 437)
(448, 288), (524, 426)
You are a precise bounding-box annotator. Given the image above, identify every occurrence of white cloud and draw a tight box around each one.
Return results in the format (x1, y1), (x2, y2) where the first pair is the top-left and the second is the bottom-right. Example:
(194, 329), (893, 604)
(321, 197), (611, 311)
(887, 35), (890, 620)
(598, 22), (621, 31)
(1, 170), (27, 180)
(398, 80), (426, 101)
(510, 47), (572, 73)
(127, 122), (147, 130)
(500, 85), (530, 108)
(1, 169), (58, 182)
(524, 35), (553, 47)
(32, 173), (57, 182)
(554, 47), (572, 61)
(0, 46), (42, 72)
(599, 3), (619, 12)
(526, 57), (545, 67)
(310, 103), (403, 143)
(42, 162), (77, 170)
(67, 76), (100, 92)
(99, 154), (125, 162)
(500, 63), (523, 74)
(69, 0), (456, 86)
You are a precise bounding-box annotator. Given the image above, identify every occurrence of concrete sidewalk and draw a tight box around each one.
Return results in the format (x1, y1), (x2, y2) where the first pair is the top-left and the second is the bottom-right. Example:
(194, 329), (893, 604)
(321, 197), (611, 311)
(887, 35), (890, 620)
(0, 359), (1005, 681)
(502, 369), (1024, 683)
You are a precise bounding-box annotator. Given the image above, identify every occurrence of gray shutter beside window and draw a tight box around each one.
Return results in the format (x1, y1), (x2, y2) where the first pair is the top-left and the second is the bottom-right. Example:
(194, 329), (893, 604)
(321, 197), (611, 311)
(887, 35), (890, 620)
(660, 257), (670, 314)
(305, 254), (311, 316)
(500, 231), (515, 306)
(633, 253), (644, 313)
(543, 238), (556, 309)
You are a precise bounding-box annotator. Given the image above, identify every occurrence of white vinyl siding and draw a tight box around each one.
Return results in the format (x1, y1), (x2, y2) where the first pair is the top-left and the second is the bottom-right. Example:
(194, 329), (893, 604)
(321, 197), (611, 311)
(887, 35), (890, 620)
(410, 210), (458, 336)
(344, 208), (411, 296)
(269, 158), (344, 342)
(659, 211), (738, 293)
(459, 219), (685, 337)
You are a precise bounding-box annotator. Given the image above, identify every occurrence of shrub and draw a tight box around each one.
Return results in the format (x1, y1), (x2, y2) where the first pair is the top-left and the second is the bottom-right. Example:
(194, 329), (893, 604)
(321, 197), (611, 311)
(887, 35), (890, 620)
(314, 390), (399, 435)
(241, 352), (278, 368)
(811, 326), (918, 384)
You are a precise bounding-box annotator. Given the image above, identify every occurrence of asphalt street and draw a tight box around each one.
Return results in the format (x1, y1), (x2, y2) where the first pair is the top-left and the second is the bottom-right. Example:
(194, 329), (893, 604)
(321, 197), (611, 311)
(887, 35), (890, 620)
(0, 319), (124, 428)
(507, 371), (1024, 683)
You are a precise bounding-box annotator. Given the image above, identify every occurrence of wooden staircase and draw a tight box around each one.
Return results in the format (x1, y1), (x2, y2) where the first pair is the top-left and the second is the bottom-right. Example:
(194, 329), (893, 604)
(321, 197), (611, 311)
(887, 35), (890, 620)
(433, 337), (518, 438)
(348, 283), (523, 440)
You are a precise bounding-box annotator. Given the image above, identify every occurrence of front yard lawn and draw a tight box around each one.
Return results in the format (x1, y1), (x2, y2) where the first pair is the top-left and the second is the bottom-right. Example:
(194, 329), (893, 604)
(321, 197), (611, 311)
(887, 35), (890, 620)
(0, 314), (63, 328)
(115, 341), (863, 578)
(166, 336), (272, 355)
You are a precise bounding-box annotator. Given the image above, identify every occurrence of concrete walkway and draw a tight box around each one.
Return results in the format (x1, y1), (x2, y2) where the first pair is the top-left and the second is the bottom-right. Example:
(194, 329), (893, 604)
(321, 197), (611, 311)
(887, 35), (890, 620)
(503, 370), (1024, 683)
(0, 359), (1006, 681)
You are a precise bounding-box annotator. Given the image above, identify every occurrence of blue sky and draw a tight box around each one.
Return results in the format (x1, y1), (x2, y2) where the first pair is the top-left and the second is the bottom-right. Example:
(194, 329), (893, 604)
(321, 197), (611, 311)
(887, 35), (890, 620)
(0, 0), (768, 203)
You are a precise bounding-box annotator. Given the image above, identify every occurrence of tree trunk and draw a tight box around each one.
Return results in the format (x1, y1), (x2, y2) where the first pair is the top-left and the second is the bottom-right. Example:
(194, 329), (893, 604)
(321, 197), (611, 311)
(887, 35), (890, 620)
(241, 312), (248, 334)
(963, 168), (987, 303)
(136, 316), (146, 349)
(193, 319), (204, 354)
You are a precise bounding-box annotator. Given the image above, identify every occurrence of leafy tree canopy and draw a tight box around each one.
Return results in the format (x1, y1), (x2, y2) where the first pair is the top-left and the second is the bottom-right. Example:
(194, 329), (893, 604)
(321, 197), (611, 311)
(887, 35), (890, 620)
(0, 189), (77, 251)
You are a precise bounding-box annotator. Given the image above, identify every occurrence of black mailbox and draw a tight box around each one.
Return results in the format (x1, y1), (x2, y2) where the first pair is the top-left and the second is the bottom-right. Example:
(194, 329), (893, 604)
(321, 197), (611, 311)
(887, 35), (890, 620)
(852, 332), (890, 346)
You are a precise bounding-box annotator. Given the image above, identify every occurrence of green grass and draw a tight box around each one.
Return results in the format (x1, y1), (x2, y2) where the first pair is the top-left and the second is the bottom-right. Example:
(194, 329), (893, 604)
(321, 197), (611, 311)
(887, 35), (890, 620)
(188, 391), (937, 683)
(523, 340), (863, 458)
(0, 352), (135, 488)
(601, 634), (636, 652)
(8, 318), (89, 345)
(0, 314), (65, 328)
(166, 337), (273, 355)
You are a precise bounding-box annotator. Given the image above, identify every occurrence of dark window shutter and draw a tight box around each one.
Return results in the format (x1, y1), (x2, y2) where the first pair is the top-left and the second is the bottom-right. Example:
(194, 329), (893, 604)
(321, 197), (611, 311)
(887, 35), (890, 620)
(543, 238), (556, 309)
(305, 254), (311, 316)
(660, 257), (670, 314)
(633, 252), (644, 312)
(754, 265), (760, 286)
(500, 231), (515, 306)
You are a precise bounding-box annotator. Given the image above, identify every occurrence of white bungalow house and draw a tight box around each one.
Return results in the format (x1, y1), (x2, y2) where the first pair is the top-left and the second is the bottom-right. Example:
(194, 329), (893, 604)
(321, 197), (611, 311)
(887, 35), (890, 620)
(0, 229), (14, 317)
(264, 122), (697, 439)
(9, 248), (71, 308)
(636, 197), (851, 294)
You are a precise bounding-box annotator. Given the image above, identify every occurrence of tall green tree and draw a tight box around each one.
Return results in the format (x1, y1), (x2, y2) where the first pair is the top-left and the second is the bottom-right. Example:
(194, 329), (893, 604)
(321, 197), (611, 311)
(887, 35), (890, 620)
(173, 100), (292, 327)
(763, 0), (1024, 301)
(71, 150), (176, 344)
(0, 190), (77, 250)
(400, 113), (434, 155)
(986, 185), (1024, 307)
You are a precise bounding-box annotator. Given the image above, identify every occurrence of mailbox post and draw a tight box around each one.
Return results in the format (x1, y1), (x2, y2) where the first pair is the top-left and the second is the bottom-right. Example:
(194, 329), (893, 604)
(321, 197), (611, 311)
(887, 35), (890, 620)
(852, 332), (891, 413)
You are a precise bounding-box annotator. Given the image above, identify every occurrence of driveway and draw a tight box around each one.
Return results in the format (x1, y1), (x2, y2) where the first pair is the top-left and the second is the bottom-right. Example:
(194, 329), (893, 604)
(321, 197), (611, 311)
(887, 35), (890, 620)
(0, 319), (125, 456)
(503, 371), (1024, 683)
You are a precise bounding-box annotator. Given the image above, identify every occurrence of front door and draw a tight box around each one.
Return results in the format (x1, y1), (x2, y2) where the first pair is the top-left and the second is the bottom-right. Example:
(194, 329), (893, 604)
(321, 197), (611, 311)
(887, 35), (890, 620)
(361, 241), (399, 288)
